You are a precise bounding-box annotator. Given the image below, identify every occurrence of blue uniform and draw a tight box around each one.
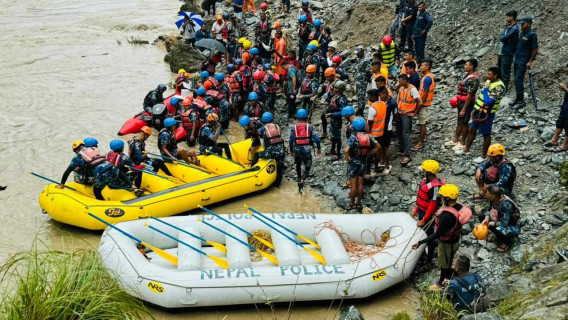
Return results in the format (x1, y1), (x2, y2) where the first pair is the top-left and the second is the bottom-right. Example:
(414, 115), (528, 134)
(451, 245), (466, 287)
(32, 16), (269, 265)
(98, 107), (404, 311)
(478, 159), (516, 196)
(448, 273), (484, 314)
(289, 123), (320, 181)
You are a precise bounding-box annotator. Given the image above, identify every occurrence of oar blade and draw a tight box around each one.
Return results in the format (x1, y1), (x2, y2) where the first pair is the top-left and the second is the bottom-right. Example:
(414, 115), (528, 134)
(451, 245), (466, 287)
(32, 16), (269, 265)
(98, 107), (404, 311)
(258, 249), (279, 265)
(142, 242), (179, 266)
(208, 241), (227, 254)
(207, 254), (229, 269)
(298, 235), (321, 250)
(254, 236), (275, 250)
(305, 247), (326, 265)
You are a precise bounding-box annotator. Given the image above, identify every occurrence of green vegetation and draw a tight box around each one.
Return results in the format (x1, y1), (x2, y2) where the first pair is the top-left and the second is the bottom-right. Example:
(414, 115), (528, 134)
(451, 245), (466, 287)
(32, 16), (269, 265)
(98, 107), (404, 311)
(418, 285), (460, 320)
(390, 311), (412, 320)
(560, 161), (568, 188)
(0, 242), (151, 320)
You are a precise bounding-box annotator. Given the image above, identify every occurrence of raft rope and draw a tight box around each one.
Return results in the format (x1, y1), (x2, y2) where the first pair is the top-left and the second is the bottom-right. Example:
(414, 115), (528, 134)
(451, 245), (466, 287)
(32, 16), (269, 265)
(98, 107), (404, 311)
(248, 229), (273, 261)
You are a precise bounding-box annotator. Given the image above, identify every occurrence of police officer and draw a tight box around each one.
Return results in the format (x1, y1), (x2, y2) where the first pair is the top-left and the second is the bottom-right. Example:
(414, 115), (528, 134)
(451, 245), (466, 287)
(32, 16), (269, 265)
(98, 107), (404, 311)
(239, 115), (264, 163)
(355, 46), (371, 116)
(325, 80), (348, 159)
(159, 117), (199, 164)
(479, 186), (521, 252)
(289, 109), (321, 192)
(143, 84), (167, 113)
(107, 139), (145, 189)
(298, 64), (319, 120)
(128, 126), (173, 176)
(243, 92), (267, 118)
(254, 112), (286, 187)
(198, 113), (232, 159)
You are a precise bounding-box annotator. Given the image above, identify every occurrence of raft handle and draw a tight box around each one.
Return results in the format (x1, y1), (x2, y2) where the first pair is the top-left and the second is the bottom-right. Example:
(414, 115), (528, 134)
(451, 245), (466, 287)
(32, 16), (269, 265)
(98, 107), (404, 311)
(201, 197), (210, 201)
(255, 182), (264, 187)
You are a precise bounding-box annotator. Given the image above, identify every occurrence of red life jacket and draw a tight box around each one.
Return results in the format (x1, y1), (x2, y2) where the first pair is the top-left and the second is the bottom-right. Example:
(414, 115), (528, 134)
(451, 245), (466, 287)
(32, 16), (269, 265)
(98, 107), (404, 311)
(300, 78), (314, 94)
(490, 194), (521, 224)
(247, 103), (263, 118)
(192, 98), (208, 116)
(227, 71), (241, 93)
(356, 133), (371, 157)
(106, 151), (122, 167)
(294, 122), (311, 146)
(240, 65), (253, 90)
(329, 94), (344, 113)
(181, 109), (203, 130)
(435, 204), (472, 242)
(456, 73), (480, 102)
(415, 178), (446, 214)
(206, 90), (225, 101)
(486, 159), (512, 183)
(78, 147), (105, 166)
(207, 76), (219, 90)
(259, 19), (270, 31)
(264, 123), (283, 145)
(221, 21), (231, 40)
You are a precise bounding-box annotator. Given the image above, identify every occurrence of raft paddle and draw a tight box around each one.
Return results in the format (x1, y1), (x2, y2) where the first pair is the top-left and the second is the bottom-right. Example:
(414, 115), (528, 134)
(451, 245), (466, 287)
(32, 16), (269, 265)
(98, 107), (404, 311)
(245, 205), (320, 250)
(150, 216), (226, 254)
(220, 129), (241, 163)
(245, 211), (327, 265)
(125, 165), (183, 183)
(145, 223), (229, 269)
(28, 171), (77, 191)
(88, 213), (178, 266)
(197, 205), (274, 250)
(146, 152), (211, 173)
(198, 218), (279, 265)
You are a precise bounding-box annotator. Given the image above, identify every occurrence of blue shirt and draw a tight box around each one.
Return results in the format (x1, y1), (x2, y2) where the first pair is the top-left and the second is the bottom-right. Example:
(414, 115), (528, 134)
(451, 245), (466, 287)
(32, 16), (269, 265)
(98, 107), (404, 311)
(408, 72), (420, 89)
(287, 66), (297, 94)
(233, 0), (243, 13)
(499, 23), (519, 56)
(448, 273), (484, 312)
(412, 11), (433, 36)
(195, 29), (211, 42)
(514, 29), (538, 64)
(422, 75), (432, 90)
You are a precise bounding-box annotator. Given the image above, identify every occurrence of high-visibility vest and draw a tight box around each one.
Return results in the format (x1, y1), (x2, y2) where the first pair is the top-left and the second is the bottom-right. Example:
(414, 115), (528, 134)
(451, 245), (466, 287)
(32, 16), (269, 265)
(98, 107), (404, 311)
(397, 84), (417, 114)
(474, 80), (505, 113)
(379, 42), (397, 67)
(420, 72), (435, 107)
(369, 101), (387, 138)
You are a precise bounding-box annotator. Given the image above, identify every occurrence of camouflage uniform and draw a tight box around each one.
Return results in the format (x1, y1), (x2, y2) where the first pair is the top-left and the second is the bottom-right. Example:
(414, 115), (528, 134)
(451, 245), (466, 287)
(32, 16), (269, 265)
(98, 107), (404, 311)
(289, 123), (321, 181)
(299, 77), (319, 119)
(346, 132), (377, 178)
(478, 197), (521, 245)
(242, 101), (267, 118)
(355, 57), (371, 116)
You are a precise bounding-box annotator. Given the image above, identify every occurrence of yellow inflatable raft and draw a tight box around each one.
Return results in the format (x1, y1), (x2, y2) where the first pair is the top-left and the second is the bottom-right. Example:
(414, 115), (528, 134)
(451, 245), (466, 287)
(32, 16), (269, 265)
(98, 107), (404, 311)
(39, 139), (277, 230)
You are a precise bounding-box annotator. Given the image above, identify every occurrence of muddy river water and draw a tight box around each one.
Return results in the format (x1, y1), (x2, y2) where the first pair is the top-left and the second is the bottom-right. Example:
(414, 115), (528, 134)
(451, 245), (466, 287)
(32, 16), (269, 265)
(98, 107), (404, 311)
(0, 0), (418, 317)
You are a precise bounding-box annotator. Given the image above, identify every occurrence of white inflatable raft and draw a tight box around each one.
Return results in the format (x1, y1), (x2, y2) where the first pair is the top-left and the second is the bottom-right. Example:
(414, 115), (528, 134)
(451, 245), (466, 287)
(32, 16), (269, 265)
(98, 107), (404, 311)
(98, 213), (426, 308)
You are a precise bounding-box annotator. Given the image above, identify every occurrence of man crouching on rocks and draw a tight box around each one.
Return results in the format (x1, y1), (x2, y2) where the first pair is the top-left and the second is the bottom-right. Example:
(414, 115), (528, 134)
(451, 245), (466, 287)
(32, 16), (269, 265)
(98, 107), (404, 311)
(478, 186), (521, 252)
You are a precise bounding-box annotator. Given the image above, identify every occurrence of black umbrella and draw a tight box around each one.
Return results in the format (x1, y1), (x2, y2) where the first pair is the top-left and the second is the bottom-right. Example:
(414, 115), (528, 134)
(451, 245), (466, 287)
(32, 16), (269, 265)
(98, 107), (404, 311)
(195, 39), (227, 53)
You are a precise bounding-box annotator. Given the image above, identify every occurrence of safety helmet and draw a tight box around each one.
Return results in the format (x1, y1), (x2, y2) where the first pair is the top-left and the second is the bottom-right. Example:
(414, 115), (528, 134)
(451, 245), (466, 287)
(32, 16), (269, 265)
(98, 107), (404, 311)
(235, 58), (243, 65)
(352, 117), (366, 131)
(248, 92), (259, 101)
(72, 140), (85, 151)
(260, 2), (268, 9)
(238, 37), (246, 44)
(164, 117), (177, 128)
(306, 44), (317, 51)
(250, 47), (259, 55)
(243, 40), (252, 49)
(261, 112), (273, 123)
(157, 83), (167, 91)
(182, 96), (193, 106)
(184, 72), (191, 78)
(215, 73), (225, 81)
(178, 68), (186, 74)
(438, 184), (460, 200)
(296, 108), (308, 119)
(253, 70), (265, 80)
(306, 64), (316, 73)
(196, 87), (207, 97)
(170, 97), (180, 106)
(226, 64), (235, 72)
(487, 143), (506, 156)
(239, 115), (251, 127)
(341, 106), (355, 116)
(420, 159), (440, 174)
(449, 96), (459, 108)
(313, 19), (322, 27)
(83, 137), (99, 148)
(331, 55), (342, 64)
(222, 13), (230, 20)
(308, 40), (319, 48)
(200, 71), (210, 79)
(204, 80), (213, 90)
(141, 126), (152, 136)
(324, 67), (336, 77)
(207, 113), (219, 122)
(382, 35), (393, 46)
(110, 139), (125, 152)
(273, 21), (282, 28)
(334, 80), (347, 91)
(263, 63), (272, 71)
(299, 14), (308, 23)
(302, 0), (309, 6)
(328, 40), (338, 48)
(473, 224), (489, 240)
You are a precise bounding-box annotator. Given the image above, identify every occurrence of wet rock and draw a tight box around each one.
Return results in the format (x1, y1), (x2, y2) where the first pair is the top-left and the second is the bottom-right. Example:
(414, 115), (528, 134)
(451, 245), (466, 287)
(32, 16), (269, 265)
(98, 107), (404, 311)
(338, 305), (364, 320)
(460, 313), (504, 320)
(164, 43), (205, 73)
(388, 194), (402, 206)
(476, 247), (490, 260)
(540, 127), (555, 141)
(551, 154), (564, 165)
(310, 1), (324, 10)
(451, 163), (467, 175)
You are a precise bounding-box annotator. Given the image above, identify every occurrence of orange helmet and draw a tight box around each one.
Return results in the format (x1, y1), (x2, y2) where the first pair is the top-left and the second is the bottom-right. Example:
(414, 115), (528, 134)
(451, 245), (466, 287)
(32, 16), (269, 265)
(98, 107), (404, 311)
(141, 126), (152, 136)
(273, 21), (282, 28)
(183, 72), (191, 78)
(253, 70), (266, 80)
(203, 80), (213, 90)
(473, 224), (489, 240)
(306, 64), (316, 73)
(324, 67), (336, 77)
(207, 113), (219, 122)
(182, 96), (193, 106)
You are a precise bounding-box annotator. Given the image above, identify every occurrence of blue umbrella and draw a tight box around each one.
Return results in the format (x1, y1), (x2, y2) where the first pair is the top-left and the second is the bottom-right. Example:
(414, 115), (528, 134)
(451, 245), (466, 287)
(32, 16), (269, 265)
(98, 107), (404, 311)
(175, 12), (204, 31)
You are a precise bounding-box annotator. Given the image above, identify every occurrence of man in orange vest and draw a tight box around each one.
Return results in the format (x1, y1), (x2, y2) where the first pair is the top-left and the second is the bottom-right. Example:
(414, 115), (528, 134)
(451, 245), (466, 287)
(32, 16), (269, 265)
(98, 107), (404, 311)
(413, 59), (435, 151)
(396, 74), (422, 166)
(366, 89), (387, 175)
(274, 30), (287, 76)
(368, 87), (396, 176)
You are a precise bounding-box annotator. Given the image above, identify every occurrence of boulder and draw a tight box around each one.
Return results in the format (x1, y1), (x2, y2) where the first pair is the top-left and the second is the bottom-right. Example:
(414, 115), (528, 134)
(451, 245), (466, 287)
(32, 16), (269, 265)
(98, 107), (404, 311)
(164, 43), (205, 73)
(338, 305), (364, 320)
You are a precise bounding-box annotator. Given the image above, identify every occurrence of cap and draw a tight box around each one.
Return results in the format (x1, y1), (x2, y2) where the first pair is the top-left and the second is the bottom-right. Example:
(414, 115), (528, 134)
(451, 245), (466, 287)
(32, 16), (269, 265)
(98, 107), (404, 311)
(355, 45), (364, 53)
(519, 17), (533, 24)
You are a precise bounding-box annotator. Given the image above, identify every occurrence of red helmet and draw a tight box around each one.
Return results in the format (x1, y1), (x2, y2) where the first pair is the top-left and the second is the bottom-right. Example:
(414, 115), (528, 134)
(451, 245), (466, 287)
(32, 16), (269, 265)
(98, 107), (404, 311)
(253, 70), (266, 80)
(450, 96), (459, 108)
(382, 35), (393, 46)
(260, 2), (268, 9)
(203, 80), (213, 90)
(331, 55), (342, 64)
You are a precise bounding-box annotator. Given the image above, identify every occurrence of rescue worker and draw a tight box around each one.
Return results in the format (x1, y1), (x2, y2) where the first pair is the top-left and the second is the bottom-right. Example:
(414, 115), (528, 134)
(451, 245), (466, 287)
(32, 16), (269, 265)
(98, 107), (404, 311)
(289, 109), (321, 192)
(59, 140), (95, 187)
(302, 44), (322, 77)
(159, 117), (198, 165)
(239, 115), (264, 163)
(511, 17), (538, 110)
(342, 106), (357, 140)
(330, 55), (349, 81)
(143, 84), (167, 113)
(221, 13), (233, 44)
(412, 184), (472, 291)
(309, 19), (323, 48)
(192, 87), (210, 118)
(226, 33), (239, 63)
(211, 74), (231, 129)
(240, 50), (254, 92)
(412, 2), (434, 61)
(457, 67), (506, 163)
(446, 256), (485, 315)
(325, 41), (340, 68)
(255, 12), (271, 40)
(371, 61), (389, 89)
(169, 96), (183, 116)
(84, 137), (99, 148)
(324, 80), (348, 159)
(474, 143), (516, 198)
(378, 35), (399, 79)
(399, 0), (418, 50)
(259, 2), (272, 20)
(252, 70), (269, 104)
(263, 64), (279, 112)
(413, 59), (435, 151)
(376, 86), (397, 175)
(273, 29), (287, 77)
(344, 117), (380, 210)
(396, 73), (422, 166)
(366, 89), (389, 175)
(243, 92), (267, 118)
(413, 159), (446, 269)
(319, 67), (338, 138)
(180, 97), (202, 147)
(255, 112), (286, 187)
(479, 186), (521, 252)
(227, 62), (245, 121)
(298, 64), (319, 120)
(297, 0), (313, 23)
(198, 113), (232, 159)
(544, 82), (568, 152)
(298, 14), (312, 60)
(107, 139), (145, 189)
(128, 126), (173, 176)
(282, 59), (298, 119)
(355, 46), (371, 116)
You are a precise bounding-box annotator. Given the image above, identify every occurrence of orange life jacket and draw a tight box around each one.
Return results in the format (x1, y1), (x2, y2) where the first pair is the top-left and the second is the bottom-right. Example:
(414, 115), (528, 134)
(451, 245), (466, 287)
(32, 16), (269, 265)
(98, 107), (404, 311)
(227, 71), (241, 93)
(397, 84), (418, 114)
(369, 101), (387, 138)
(420, 72), (435, 107)
(181, 109), (203, 130)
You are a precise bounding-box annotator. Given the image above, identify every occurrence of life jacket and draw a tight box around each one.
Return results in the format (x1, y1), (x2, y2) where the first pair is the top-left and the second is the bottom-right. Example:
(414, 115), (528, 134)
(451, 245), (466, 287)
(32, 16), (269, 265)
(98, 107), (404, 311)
(192, 98), (208, 117)
(300, 77), (316, 95)
(355, 133), (371, 157)
(258, 19), (270, 32)
(78, 147), (105, 166)
(206, 90), (225, 106)
(435, 204), (472, 242)
(328, 94), (343, 113)
(240, 65), (253, 90)
(299, 8), (312, 23)
(369, 101), (387, 138)
(485, 159), (514, 183)
(221, 21), (231, 40)
(294, 122), (311, 146)
(157, 128), (177, 152)
(242, 51), (251, 67)
(264, 74), (278, 93)
(143, 89), (162, 109)
(207, 76), (219, 90)
(106, 151), (122, 168)
(397, 84), (418, 114)
(415, 178), (446, 215)
(227, 71), (242, 93)
(181, 109), (203, 130)
(246, 102), (263, 118)
(127, 137), (145, 164)
(198, 124), (215, 146)
(264, 123), (283, 146)
(325, 81), (334, 96)
(490, 194), (521, 224)
(456, 73), (481, 102)
(379, 42), (397, 67)
(474, 80), (505, 113)
(420, 72), (435, 107)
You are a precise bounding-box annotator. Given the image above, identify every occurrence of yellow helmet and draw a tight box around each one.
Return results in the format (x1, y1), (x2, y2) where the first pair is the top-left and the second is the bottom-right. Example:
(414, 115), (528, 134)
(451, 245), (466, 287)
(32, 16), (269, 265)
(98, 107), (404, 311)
(309, 40), (319, 48)
(438, 184), (460, 200)
(473, 224), (489, 240)
(243, 40), (252, 49)
(72, 140), (85, 151)
(487, 143), (506, 156)
(238, 37), (247, 44)
(421, 159), (440, 174)
(178, 68), (186, 74)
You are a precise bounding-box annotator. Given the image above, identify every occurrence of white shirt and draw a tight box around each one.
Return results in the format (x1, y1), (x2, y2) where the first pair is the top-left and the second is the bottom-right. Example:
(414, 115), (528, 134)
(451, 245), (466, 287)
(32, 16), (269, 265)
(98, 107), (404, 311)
(211, 23), (224, 40)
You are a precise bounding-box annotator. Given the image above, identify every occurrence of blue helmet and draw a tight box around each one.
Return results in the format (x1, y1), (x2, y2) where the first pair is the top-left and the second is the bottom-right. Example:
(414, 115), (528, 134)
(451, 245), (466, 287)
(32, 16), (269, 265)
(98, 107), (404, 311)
(215, 73), (225, 81)
(109, 139), (125, 152)
(250, 47), (259, 55)
(261, 112), (273, 123)
(248, 92), (259, 101)
(196, 87), (207, 96)
(341, 106), (355, 116)
(352, 117), (366, 131)
(200, 71), (210, 79)
(239, 115), (251, 127)
(222, 13), (230, 20)
(263, 63), (272, 70)
(226, 64), (235, 72)
(164, 117), (177, 128)
(170, 97), (180, 106)
(307, 44), (317, 51)
(302, 0), (309, 6)
(235, 58), (243, 65)
(157, 83), (167, 91)
(296, 108), (308, 119)
(299, 14), (308, 23)
(83, 137), (98, 147)
(313, 19), (322, 27)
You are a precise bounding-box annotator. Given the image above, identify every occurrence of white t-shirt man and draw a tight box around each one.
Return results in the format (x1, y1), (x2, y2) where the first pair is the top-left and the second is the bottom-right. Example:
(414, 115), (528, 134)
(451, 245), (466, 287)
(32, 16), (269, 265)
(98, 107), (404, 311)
(211, 22), (224, 41)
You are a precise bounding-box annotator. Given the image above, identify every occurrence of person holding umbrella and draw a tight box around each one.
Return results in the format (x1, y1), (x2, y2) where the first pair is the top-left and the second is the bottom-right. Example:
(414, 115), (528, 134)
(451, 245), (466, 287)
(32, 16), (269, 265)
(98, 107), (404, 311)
(182, 15), (197, 46)
(176, 12), (204, 47)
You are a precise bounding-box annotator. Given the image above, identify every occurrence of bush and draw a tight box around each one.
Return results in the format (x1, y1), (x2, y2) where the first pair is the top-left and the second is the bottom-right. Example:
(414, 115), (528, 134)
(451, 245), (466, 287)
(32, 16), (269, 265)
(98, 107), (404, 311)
(419, 286), (460, 320)
(391, 311), (412, 320)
